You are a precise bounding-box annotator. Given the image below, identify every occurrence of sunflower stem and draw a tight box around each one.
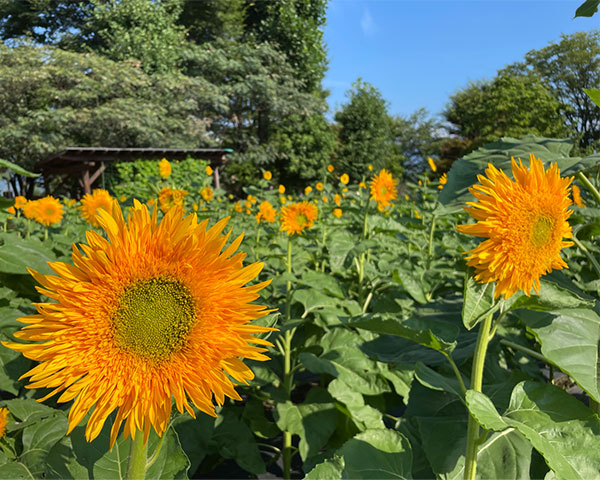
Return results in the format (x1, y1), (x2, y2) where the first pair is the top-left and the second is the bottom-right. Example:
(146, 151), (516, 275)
(577, 172), (600, 205)
(358, 195), (370, 297)
(426, 214), (437, 268)
(443, 352), (467, 394)
(126, 432), (148, 480)
(282, 236), (295, 480)
(464, 312), (493, 480)
(572, 235), (600, 280)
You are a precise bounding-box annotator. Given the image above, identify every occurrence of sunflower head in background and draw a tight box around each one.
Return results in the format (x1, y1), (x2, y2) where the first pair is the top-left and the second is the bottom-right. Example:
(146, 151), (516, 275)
(279, 201), (318, 235)
(80, 189), (113, 227)
(458, 154), (573, 299)
(3, 200), (275, 448)
(369, 169), (398, 210)
(33, 196), (64, 226)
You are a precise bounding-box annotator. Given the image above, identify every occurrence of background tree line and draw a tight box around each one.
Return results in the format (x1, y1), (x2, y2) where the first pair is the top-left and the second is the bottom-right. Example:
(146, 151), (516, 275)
(0, 1), (598, 193)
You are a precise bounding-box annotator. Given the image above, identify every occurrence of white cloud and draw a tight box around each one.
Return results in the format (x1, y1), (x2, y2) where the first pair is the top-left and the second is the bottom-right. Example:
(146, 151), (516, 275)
(360, 8), (377, 36)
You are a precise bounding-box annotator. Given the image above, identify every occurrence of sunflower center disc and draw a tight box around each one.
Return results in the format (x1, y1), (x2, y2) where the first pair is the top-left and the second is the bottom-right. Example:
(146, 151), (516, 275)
(297, 213), (308, 226)
(531, 216), (554, 247)
(112, 277), (196, 363)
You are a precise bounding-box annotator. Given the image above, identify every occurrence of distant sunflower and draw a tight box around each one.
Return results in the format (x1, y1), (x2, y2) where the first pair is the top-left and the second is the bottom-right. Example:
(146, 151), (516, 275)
(205, 165), (213, 176)
(80, 189), (114, 227)
(158, 187), (188, 213)
(280, 201), (318, 235)
(256, 201), (277, 224)
(14, 196), (27, 209)
(304, 186), (313, 196)
(33, 196), (64, 226)
(438, 173), (448, 190)
(369, 169), (398, 209)
(572, 184), (585, 208)
(458, 154), (573, 299)
(158, 158), (172, 179)
(333, 208), (342, 218)
(4, 201), (274, 448)
(0, 408), (8, 437)
(263, 171), (272, 181)
(327, 164), (334, 173)
(428, 157), (437, 173)
(200, 186), (214, 203)
(340, 174), (349, 185)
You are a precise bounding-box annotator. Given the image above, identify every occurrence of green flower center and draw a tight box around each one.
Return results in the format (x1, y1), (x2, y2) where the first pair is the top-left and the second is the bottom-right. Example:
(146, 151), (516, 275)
(531, 216), (553, 247)
(297, 213), (308, 227)
(112, 277), (196, 364)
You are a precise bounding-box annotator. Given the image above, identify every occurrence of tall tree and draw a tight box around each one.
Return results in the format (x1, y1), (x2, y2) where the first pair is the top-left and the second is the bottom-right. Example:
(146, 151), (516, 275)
(443, 72), (566, 156)
(335, 79), (397, 180)
(502, 30), (600, 151)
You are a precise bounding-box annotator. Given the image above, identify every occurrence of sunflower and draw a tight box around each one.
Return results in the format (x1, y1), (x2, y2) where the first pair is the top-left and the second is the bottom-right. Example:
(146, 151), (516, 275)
(316, 182), (324, 191)
(279, 201), (318, 235)
(80, 189), (114, 227)
(3, 201), (274, 448)
(263, 171), (272, 181)
(438, 173), (448, 190)
(427, 157), (437, 173)
(33, 196), (64, 226)
(458, 154), (573, 299)
(327, 164), (334, 173)
(158, 158), (172, 179)
(334, 194), (341, 206)
(304, 186), (313, 196)
(369, 169), (398, 209)
(340, 174), (349, 185)
(158, 187), (188, 213)
(572, 184), (585, 207)
(200, 186), (214, 203)
(205, 165), (213, 176)
(0, 408), (8, 437)
(14, 196), (27, 209)
(333, 208), (342, 218)
(279, 185), (286, 194)
(256, 201), (277, 224)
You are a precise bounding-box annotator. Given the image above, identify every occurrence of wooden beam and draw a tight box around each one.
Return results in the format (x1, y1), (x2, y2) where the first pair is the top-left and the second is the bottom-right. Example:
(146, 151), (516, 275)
(82, 167), (91, 195)
(88, 162), (106, 187)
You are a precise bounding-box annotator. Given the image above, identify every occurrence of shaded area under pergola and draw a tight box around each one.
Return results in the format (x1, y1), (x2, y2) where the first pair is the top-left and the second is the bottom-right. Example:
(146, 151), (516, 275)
(35, 147), (231, 195)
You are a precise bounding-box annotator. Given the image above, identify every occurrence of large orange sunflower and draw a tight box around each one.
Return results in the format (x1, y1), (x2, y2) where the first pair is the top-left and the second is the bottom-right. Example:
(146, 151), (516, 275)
(33, 196), (64, 226)
(3, 200), (274, 447)
(369, 169), (398, 209)
(279, 201), (318, 235)
(80, 189), (114, 227)
(458, 154), (573, 299)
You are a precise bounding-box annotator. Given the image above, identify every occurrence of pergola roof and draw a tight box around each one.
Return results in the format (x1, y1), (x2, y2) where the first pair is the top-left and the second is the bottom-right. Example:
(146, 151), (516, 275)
(36, 147), (232, 194)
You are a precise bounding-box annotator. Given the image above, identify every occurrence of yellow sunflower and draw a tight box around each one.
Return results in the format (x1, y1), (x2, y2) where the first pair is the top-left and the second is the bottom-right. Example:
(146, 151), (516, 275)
(316, 182), (324, 191)
(438, 173), (448, 190)
(304, 186), (313, 196)
(158, 187), (188, 213)
(279, 201), (318, 235)
(201, 186), (214, 203)
(279, 185), (286, 194)
(263, 171), (272, 181)
(33, 196), (64, 226)
(22, 199), (39, 220)
(0, 408), (8, 437)
(572, 184), (585, 208)
(256, 201), (277, 224)
(327, 164), (334, 173)
(340, 174), (349, 185)
(3, 201), (274, 448)
(80, 189), (114, 227)
(369, 169), (398, 209)
(458, 154), (573, 299)
(333, 208), (342, 218)
(428, 157), (437, 173)
(158, 158), (172, 179)
(334, 194), (341, 206)
(205, 165), (213, 176)
(14, 196), (27, 209)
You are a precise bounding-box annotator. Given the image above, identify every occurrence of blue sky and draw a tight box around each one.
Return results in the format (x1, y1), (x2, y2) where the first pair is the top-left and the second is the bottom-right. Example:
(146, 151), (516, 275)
(323, 0), (597, 119)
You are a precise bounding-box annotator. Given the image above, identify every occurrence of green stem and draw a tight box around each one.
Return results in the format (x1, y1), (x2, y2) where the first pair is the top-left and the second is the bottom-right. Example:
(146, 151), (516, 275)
(499, 338), (556, 366)
(145, 431), (166, 470)
(282, 236), (294, 480)
(577, 171), (600, 205)
(426, 214), (437, 271)
(126, 432), (148, 480)
(443, 352), (467, 394)
(464, 313), (493, 480)
(572, 235), (600, 279)
(358, 197), (370, 296)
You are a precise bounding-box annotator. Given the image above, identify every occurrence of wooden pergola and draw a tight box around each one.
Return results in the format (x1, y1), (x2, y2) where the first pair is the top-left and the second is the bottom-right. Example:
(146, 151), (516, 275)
(35, 147), (232, 195)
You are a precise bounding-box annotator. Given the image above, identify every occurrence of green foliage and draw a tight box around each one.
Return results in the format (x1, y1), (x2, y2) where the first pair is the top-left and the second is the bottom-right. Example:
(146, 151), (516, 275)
(443, 73), (566, 156)
(575, 0), (600, 16)
(502, 31), (600, 151)
(335, 79), (397, 180)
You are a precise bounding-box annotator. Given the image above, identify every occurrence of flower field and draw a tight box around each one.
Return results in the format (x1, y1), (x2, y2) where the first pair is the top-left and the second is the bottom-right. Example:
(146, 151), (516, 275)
(1, 135), (600, 479)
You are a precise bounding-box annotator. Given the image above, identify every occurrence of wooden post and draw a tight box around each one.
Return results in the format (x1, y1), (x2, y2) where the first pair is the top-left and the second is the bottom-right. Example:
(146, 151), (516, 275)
(82, 166), (91, 195)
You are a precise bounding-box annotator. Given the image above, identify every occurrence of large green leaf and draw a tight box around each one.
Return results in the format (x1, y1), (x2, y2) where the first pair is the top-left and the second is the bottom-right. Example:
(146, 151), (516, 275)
(466, 382), (600, 479)
(575, 0), (600, 17)
(275, 388), (337, 462)
(462, 271), (498, 330)
(306, 429), (413, 479)
(0, 234), (57, 275)
(345, 314), (458, 357)
(0, 159), (40, 178)
(516, 307), (600, 402)
(327, 378), (384, 430)
(393, 268), (428, 305)
(327, 229), (355, 273)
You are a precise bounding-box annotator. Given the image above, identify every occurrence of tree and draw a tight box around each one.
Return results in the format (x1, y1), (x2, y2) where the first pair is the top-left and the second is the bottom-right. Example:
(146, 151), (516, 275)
(0, 41), (220, 177)
(501, 31), (600, 151)
(334, 79), (396, 180)
(443, 72), (566, 156)
(391, 108), (443, 178)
